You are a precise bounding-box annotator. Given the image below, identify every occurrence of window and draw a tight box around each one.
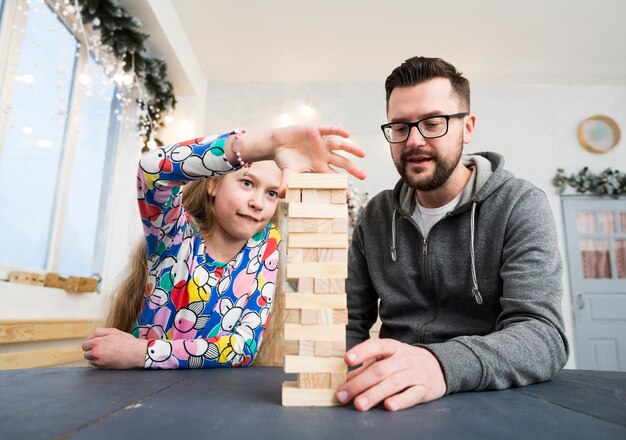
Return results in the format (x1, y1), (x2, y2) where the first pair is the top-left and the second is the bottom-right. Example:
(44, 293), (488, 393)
(0, 0), (119, 279)
(57, 55), (117, 277)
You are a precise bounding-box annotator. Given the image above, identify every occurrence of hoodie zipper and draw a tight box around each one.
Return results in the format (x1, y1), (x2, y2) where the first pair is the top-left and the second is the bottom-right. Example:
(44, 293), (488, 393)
(395, 210), (445, 344)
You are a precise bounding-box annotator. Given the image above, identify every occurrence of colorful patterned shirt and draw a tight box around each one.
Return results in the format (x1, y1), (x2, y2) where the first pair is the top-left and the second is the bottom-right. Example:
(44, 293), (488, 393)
(133, 132), (281, 369)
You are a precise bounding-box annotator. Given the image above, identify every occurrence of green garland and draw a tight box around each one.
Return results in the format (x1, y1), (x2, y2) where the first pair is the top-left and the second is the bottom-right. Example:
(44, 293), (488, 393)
(78, 0), (176, 148)
(553, 167), (626, 197)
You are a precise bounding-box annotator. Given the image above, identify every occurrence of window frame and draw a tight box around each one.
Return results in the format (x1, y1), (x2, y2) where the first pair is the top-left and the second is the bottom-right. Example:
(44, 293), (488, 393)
(0, 0), (121, 282)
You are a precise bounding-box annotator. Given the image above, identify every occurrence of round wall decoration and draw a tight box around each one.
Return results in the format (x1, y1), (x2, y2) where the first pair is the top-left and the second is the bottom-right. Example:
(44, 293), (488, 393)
(577, 115), (621, 154)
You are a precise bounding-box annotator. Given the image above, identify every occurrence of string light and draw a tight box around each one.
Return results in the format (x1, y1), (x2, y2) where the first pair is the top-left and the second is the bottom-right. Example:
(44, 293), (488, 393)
(299, 104), (314, 118)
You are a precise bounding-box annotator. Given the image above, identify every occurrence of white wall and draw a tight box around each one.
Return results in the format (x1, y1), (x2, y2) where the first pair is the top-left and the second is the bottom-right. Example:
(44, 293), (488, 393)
(203, 81), (626, 368)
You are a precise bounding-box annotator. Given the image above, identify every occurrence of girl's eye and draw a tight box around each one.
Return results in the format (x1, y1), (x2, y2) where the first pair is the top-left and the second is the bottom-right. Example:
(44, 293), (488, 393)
(267, 190), (278, 198)
(242, 179), (253, 188)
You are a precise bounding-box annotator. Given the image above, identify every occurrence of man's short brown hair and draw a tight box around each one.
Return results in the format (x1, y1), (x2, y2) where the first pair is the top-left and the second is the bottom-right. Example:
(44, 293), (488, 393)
(385, 57), (470, 112)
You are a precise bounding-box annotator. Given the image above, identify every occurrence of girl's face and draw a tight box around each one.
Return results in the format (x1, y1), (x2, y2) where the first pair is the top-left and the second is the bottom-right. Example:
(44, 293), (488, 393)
(208, 161), (281, 243)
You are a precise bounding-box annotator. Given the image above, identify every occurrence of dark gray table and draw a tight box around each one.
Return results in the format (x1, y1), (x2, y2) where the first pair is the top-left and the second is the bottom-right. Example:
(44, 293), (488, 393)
(0, 367), (624, 439)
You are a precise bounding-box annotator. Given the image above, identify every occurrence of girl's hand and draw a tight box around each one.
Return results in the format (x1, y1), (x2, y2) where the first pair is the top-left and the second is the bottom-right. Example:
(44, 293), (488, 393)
(82, 328), (147, 369)
(229, 125), (367, 197)
(270, 126), (367, 195)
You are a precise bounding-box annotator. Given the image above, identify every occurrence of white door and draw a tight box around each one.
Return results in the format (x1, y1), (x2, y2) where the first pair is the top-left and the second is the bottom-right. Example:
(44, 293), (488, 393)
(562, 196), (626, 371)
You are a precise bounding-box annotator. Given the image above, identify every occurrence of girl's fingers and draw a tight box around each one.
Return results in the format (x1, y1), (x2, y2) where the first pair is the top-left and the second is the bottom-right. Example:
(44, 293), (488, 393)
(328, 153), (367, 180)
(318, 126), (350, 139)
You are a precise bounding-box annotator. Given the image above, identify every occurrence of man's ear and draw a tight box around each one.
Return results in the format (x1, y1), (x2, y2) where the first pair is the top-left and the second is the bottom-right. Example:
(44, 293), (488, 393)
(463, 114), (476, 144)
(206, 177), (218, 197)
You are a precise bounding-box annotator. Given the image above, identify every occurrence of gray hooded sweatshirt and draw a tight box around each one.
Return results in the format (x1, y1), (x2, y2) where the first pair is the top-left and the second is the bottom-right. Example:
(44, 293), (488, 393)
(346, 152), (569, 394)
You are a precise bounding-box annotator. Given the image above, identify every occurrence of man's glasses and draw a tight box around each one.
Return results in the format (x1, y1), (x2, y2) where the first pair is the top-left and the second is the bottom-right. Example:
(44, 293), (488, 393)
(381, 112), (468, 143)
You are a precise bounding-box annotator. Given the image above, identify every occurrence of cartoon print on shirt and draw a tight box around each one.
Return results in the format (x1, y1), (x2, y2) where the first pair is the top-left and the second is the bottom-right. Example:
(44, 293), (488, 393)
(134, 132), (281, 369)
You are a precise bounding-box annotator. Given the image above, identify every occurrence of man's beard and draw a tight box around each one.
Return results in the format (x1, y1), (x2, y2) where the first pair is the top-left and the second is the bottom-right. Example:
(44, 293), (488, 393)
(393, 139), (464, 192)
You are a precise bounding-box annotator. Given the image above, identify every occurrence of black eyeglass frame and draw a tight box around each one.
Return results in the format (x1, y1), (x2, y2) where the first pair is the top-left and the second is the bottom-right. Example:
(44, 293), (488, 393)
(380, 112), (469, 143)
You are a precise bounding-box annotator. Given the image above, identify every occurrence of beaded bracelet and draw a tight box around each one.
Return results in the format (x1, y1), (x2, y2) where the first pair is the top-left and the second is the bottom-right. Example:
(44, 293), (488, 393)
(230, 129), (252, 172)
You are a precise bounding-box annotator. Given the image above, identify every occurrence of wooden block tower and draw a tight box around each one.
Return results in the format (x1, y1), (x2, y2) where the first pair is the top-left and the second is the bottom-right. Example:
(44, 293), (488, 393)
(281, 173), (349, 406)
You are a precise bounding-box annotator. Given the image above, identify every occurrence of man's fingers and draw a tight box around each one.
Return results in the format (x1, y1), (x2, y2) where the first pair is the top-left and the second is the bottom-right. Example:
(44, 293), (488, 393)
(348, 365), (414, 411)
(344, 338), (398, 367)
(337, 355), (402, 405)
(384, 384), (428, 411)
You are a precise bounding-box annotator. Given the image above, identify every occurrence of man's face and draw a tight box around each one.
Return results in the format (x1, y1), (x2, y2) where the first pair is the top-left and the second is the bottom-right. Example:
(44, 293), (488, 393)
(387, 78), (474, 192)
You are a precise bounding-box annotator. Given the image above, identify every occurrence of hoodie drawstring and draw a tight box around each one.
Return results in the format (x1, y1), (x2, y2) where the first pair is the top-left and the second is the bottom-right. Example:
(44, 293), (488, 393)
(390, 209), (397, 262)
(390, 203), (482, 305)
(470, 202), (483, 304)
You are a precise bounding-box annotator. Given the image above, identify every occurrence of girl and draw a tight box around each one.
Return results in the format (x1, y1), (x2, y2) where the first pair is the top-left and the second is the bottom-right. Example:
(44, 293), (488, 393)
(82, 125), (366, 369)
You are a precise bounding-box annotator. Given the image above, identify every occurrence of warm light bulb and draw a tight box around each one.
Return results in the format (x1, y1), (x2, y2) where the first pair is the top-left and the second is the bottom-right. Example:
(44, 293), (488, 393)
(122, 74), (133, 85)
(164, 115), (174, 124)
(299, 104), (314, 118)
(147, 139), (157, 149)
(280, 112), (291, 126)
(78, 73), (91, 85)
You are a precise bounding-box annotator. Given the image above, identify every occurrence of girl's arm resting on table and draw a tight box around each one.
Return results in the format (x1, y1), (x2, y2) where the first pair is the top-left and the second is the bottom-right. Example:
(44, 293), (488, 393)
(82, 313), (270, 370)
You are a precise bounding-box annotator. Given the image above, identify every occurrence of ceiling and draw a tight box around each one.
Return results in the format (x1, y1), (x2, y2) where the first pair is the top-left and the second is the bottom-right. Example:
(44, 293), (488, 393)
(121, 0), (626, 95)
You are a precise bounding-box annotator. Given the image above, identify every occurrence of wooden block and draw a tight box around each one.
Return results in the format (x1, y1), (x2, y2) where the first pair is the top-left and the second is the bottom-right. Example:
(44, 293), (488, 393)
(298, 340), (315, 356)
(287, 248), (303, 263)
(314, 278), (330, 293)
(286, 188), (302, 202)
(8, 271), (45, 286)
(332, 309), (348, 325)
(298, 278), (314, 292)
(331, 373), (346, 389)
(284, 324), (346, 342)
(298, 373), (331, 389)
(288, 233), (348, 249)
(44, 273), (98, 293)
(302, 189), (332, 203)
(288, 173), (348, 189)
(303, 249), (319, 262)
(315, 341), (331, 356)
(284, 340), (299, 356)
(332, 249), (347, 262)
(300, 309), (318, 325)
(314, 341), (344, 358)
(284, 355), (347, 373)
(282, 381), (339, 406)
(285, 309), (301, 324)
(284, 293), (347, 310)
(330, 341), (345, 357)
(289, 203), (347, 219)
(0, 320), (95, 344)
(333, 218), (348, 233)
(331, 189), (347, 204)
(287, 262), (347, 279)
(317, 309), (334, 325)
(289, 218), (333, 233)
(328, 278), (345, 293)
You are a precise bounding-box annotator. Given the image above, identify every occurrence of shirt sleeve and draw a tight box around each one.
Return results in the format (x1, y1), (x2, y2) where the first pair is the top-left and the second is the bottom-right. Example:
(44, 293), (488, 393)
(425, 189), (569, 393)
(142, 226), (282, 369)
(137, 133), (239, 257)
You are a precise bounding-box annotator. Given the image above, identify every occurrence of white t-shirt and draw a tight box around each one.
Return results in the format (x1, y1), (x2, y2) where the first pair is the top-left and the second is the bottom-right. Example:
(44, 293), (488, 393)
(414, 192), (463, 238)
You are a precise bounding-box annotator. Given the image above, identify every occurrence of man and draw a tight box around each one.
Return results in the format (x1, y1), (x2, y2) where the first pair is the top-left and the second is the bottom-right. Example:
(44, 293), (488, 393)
(337, 57), (568, 411)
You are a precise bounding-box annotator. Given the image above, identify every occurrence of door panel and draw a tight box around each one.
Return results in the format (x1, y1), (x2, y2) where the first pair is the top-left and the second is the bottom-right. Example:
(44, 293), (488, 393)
(562, 196), (626, 371)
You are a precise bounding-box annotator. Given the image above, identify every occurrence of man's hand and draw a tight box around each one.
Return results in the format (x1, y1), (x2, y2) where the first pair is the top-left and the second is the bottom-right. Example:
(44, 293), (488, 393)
(82, 328), (147, 369)
(336, 339), (447, 411)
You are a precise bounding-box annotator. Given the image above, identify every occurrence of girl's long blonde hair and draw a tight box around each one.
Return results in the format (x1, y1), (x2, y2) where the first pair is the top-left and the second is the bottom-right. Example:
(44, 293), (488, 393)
(107, 177), (286, 366)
